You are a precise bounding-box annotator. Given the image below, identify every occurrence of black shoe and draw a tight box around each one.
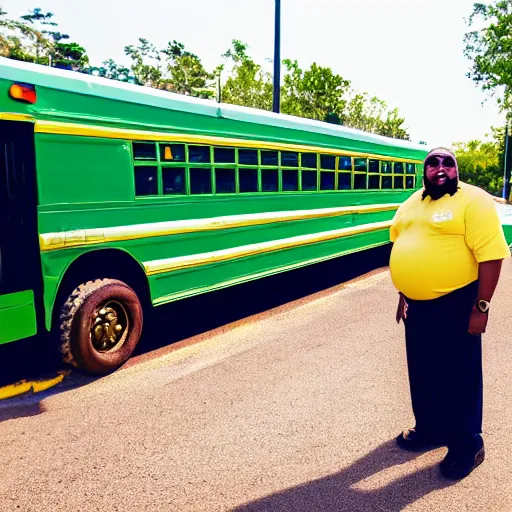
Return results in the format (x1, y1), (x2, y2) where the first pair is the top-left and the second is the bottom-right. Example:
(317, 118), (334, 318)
(396, 428), (446, 452)
(440, 437), (485, 480)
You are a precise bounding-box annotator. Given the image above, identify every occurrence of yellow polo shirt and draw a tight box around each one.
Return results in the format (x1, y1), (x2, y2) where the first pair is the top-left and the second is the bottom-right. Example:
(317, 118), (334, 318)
(389, 181), (510, 300)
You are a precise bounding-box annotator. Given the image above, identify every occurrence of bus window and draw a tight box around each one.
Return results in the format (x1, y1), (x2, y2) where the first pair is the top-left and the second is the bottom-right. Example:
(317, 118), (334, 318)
(354, 158), (367, 172)
(160, 144), (185, 162)
(394, 162), (404, 174)
(282, 170), (299, 191)
(320, 172), (335, 190)
(369, 159), (379, 173)
(239, 168), (258, 192)
(135, 166), (158, 196)
(281, 152), (299, 167)
(190, 168), (212, 194)
(406, 163), (416, 174)
(339, 156), (352, 171)
(368, 175), (380, 189)
(189, 145), (211, 163)
(301, 153), (317, 169)
(214, 147), (235, 164)
(133, 142), (156, 161)
(262, 169), (278, 191)
(381, 161), (392, 173)
(261, 151), (278, 166)
(162, 167), (186, 195)
(406, 176), (415, 189)
(338, 172), (351, 190)
(320, 155), (336, 170)
(382, 176), (393, 189)
(354, 174), (367, 189)
(302, 170), (317, 191)
(215, 168), (236, 193)
(239, 149), (258, 165)
(394, 176), (404, 189)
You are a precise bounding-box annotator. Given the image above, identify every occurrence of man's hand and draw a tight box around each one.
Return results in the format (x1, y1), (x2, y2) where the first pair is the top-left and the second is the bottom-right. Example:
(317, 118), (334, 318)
(396, 293), (407, 324)
(468, 305), (488, 336)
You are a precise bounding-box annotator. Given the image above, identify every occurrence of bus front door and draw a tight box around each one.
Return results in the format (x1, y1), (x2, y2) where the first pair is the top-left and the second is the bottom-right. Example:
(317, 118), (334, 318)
(0, 120), (40, 344)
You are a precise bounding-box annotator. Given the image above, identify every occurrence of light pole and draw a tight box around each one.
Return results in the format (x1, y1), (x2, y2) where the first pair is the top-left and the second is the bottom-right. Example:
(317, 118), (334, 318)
(272, 0), (281, 114)
(503, 120), (512, 201)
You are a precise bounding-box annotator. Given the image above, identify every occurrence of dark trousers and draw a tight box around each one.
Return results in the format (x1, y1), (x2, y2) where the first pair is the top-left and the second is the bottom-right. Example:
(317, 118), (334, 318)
(403, 281), (483, 443)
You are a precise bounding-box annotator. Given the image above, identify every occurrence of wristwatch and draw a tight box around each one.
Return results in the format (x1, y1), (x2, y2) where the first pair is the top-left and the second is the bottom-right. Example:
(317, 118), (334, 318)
(476, 299), (491, 313)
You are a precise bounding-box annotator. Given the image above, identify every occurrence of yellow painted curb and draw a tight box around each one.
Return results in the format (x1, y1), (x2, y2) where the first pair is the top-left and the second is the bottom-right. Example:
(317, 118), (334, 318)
(0, 371), (70, 401)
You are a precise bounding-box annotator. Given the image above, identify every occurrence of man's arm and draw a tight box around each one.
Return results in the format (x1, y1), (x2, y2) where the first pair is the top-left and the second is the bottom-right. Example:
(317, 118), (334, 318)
(468, 259), (504, 335)
(465, 194), (510, 335)
(477, 259), (503, 302)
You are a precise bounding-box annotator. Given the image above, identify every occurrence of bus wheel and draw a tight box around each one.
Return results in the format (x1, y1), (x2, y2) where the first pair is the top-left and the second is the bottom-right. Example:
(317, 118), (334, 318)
(59, 279), (143, 374)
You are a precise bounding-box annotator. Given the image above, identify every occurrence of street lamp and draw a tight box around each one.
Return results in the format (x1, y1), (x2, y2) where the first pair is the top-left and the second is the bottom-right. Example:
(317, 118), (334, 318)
(503, 119), (512, 201)
(272, 0), (281, 114)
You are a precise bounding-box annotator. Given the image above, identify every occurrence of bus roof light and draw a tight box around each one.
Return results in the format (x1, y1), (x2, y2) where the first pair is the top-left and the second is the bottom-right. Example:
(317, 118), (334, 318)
(9, 83), (37, 104)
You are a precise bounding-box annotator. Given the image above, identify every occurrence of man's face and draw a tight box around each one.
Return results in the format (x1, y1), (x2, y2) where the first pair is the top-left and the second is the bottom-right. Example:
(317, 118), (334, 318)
(424, 153), (458, 185)
(423, 151), (459, 200)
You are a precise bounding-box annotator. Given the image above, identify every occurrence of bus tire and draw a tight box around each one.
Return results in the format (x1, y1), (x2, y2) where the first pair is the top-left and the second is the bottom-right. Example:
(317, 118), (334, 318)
(59, 278), (143, 375)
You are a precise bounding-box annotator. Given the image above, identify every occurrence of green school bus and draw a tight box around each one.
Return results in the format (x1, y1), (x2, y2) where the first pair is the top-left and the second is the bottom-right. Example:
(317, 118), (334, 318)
(0, 57), (429, 374)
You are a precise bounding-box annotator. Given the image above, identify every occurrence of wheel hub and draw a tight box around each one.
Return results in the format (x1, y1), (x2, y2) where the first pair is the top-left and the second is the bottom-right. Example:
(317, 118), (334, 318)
(91, 301), (128, 353)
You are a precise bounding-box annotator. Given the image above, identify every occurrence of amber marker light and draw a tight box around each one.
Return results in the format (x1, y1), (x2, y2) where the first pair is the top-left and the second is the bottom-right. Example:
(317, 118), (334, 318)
(9, 83), (37, 104)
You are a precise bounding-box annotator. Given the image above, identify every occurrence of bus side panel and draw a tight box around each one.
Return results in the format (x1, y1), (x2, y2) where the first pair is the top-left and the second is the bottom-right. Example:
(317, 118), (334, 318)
(147, 228), (392, 305)
(36, 134), (134, 206)
(35, 133), (135, 329)
(35, 132), (416, 330)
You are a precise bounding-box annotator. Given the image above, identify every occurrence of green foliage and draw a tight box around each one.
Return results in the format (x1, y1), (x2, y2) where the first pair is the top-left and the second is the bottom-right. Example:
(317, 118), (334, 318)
(452, 127), (505, 196)
(344, 92), (410, 140)
(281, 59), (350, 123)
(88, 59), (134, 82)
(0, 6), (88, 69)
(1, 9), (410, 139)
(124, 38), (162, 87)
(220, 40), (273, 110)
(121, 38), (214, 97)
(219, 40), (409, 139)
(464, 0), (512, 115)
(161, 40), (214, 99)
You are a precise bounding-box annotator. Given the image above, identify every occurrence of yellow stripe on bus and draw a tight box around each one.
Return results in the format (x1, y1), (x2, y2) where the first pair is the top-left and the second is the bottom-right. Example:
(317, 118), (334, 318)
(144, 220), (392, 275)
(39, 203), (400, 252)
(31, 118), (424, 164)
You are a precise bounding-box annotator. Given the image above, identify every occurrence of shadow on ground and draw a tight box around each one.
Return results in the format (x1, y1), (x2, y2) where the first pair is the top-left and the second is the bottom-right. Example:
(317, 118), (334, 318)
(233, 439), (455, 512)
(0, 245), (392, 409)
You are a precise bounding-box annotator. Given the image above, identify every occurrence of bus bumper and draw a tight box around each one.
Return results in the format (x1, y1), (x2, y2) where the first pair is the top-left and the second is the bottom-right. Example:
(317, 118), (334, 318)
(0, 290), (37, 345)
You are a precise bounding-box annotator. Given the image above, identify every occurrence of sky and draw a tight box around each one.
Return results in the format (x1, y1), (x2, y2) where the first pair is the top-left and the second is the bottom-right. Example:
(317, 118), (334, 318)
(2, 0), (505, 147)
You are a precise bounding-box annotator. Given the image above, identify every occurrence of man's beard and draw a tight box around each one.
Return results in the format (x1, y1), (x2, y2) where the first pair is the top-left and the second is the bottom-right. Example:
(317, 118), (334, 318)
(422, 176), (459, 201)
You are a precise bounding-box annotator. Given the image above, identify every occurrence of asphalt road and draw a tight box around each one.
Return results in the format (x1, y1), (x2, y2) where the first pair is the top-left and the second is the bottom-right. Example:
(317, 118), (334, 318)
(1, 250), (512, 511)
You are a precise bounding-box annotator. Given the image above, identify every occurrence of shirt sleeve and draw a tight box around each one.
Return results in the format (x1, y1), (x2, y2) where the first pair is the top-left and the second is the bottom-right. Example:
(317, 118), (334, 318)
(465, 194), (511, 263)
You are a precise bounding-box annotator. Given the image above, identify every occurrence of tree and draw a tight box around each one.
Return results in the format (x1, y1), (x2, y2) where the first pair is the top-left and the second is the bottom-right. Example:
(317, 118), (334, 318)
(0, 6), (49, 62)
(124, 38), (162, 87)
(378, 107), (410, 140)
(0, 11), (412, 140)
(0, 6), (88, 69)
(220, 40), (273, 110)
(281, 59), (350, 124)
(18, 7), (55, 64)
(464, 1), (512, 114)
(122, 38), (214, 97)
(344, 91), (410, 140)
(160, 40), (214, 98)
(98, 58), (135, 82)
(452, 127), (505, 196)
